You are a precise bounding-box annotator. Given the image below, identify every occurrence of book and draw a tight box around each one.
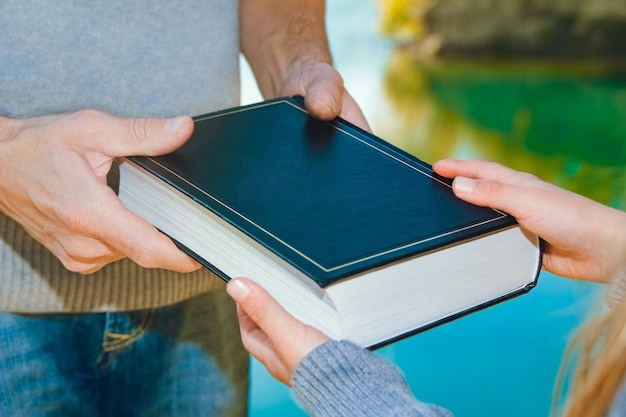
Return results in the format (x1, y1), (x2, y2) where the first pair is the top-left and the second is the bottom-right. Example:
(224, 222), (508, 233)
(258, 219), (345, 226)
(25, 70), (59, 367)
(118, 96), (542, 349)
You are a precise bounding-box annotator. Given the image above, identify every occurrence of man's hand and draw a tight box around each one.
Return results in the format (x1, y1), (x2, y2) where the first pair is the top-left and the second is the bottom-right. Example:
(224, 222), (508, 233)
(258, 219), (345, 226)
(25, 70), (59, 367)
(240, 0), (370, 131)
(278, 62), (370, 131)
(0, 111), (200, 274)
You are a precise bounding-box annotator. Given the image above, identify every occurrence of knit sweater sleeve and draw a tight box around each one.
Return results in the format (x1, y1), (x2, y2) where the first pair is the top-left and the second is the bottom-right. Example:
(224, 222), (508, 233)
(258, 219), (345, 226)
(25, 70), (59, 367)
(292, 340), (453, 417)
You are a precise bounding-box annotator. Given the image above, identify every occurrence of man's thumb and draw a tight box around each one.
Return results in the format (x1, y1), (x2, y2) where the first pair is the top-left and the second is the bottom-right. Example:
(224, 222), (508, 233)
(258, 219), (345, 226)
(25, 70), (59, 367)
(103, 114), (194, 157)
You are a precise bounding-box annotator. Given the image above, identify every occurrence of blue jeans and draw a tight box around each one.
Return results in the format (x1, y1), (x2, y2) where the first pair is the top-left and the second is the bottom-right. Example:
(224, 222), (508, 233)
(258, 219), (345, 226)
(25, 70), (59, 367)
(0, 290), (249, 417)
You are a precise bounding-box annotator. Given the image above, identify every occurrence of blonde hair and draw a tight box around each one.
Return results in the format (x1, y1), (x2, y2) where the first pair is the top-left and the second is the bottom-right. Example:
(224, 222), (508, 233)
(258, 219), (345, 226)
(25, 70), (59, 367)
(553, 299), (626, 417)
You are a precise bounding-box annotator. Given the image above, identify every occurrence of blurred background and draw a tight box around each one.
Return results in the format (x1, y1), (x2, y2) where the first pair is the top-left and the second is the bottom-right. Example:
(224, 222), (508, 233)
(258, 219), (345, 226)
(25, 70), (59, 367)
(242, 1), (626, 416)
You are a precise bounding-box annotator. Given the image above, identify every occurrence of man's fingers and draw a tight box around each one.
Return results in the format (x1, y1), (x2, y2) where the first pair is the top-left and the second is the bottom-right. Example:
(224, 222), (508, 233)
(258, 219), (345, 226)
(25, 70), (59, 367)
(61, 110), (194, 158)
(338, 91), (371, 132)
(302, 73), (371, 130)
(303, 78), (343, 120)
(43, 233), (124, 275)
(279, 63), (371, 130)
(89, 194), (200, 272)
(281, 63), (342, 120)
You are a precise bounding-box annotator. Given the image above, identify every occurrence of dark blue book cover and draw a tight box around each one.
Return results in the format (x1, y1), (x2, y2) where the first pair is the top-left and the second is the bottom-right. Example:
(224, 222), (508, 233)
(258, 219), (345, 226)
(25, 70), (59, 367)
(128, 97), (519, 288)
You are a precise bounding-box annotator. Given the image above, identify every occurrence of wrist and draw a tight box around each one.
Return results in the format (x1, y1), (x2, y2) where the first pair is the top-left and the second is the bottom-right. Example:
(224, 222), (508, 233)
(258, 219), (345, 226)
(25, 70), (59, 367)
(248, 41), (332, 99)
(613, 209), (626, 275)
(606, 266), (626, 309)
(604, 208), (626, 284)
(240, 0), (332, 98)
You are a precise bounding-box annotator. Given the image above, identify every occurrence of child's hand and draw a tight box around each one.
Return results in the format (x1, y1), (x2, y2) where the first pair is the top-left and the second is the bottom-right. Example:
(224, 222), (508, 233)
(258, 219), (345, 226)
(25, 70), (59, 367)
(433, 159), (626, 283)
(226, 277), (330, 386)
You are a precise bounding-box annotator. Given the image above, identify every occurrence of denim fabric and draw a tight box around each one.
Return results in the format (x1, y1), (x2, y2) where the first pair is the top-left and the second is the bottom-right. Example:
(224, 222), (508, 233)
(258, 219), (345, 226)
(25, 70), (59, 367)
(0, 289), (249, 417)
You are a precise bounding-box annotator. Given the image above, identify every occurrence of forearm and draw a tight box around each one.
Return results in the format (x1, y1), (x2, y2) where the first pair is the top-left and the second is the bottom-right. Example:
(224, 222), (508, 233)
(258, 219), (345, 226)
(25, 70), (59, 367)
(239, 0), (332, 98)
(586, 203), (626, 284)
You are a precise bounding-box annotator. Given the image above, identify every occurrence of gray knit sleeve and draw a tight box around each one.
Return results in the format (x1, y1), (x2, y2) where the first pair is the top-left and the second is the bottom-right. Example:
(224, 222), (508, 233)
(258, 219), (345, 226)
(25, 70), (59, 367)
(292, 340), (453, 417)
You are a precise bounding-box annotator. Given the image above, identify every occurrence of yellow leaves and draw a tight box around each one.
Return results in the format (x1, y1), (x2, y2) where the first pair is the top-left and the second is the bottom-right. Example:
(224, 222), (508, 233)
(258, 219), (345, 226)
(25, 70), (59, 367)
(376, 0), (432, 41)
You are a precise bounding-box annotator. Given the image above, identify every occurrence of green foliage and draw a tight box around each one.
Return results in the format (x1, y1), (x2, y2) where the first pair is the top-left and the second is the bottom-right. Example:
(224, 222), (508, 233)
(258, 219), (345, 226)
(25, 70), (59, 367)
(379, 52), (626, 209)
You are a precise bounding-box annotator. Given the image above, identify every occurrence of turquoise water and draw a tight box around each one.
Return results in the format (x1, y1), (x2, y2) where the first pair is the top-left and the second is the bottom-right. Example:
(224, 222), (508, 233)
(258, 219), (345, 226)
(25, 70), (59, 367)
(244, 2), (625, 416)
(249, 274), (599, 417)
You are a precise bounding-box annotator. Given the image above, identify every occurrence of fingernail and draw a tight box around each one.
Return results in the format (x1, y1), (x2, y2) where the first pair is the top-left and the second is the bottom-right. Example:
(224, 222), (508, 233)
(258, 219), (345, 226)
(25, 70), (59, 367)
(164, 116), (187, 134)
(227, 279), (250, 302)
(453, 177), (476, 194)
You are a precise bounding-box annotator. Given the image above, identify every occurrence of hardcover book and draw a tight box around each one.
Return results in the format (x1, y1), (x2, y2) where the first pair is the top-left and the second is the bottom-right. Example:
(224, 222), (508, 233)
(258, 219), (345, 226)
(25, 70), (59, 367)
(118, 96), (542, 349)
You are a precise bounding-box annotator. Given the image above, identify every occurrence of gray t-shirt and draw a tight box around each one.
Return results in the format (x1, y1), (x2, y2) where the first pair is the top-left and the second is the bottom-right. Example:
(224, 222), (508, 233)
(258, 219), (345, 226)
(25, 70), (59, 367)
(0, 0), (240, 312)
